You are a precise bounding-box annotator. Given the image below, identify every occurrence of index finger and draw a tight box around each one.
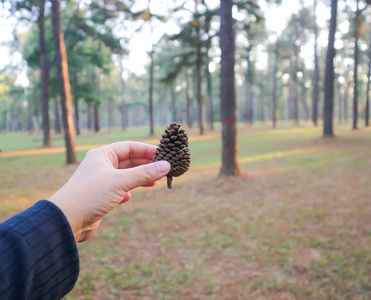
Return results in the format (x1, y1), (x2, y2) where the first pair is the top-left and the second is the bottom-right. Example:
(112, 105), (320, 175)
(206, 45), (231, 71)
(105, 141), (157, 163)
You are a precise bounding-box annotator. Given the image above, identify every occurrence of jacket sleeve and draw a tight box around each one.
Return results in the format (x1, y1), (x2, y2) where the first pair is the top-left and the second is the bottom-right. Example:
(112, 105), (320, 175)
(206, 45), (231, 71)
(0, 200), (79, 300)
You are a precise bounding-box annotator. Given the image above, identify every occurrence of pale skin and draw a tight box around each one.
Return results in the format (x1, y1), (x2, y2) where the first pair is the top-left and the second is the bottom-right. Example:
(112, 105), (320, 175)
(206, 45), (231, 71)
(49, 141), (171, 243)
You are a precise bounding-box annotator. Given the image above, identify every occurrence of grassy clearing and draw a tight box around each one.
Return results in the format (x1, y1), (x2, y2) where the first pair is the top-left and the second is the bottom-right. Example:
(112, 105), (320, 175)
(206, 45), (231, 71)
(0, 122), (370, 299)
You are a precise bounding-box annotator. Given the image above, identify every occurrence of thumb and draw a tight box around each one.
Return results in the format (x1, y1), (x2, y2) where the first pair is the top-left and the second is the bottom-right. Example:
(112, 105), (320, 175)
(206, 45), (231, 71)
(119, 161), (171, 191)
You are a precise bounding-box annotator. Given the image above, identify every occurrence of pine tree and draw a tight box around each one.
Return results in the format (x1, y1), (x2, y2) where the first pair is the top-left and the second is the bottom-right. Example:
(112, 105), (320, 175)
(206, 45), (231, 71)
(323, 0), (338, 137)
(220, 0), (241, 176)
(51, 0), (77, 164)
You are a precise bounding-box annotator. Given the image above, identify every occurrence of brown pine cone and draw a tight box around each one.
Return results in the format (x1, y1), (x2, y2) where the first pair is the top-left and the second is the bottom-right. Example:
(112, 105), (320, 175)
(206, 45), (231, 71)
(153, 122), (191, 189)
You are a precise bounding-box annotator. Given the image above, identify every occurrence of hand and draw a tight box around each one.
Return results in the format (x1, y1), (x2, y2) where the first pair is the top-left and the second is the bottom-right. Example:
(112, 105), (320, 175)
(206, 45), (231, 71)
(49, 141), (170, 243)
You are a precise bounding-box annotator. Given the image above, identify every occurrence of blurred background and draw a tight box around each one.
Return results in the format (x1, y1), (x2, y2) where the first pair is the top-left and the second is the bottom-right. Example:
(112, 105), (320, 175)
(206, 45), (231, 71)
(0, 0), (370, 299)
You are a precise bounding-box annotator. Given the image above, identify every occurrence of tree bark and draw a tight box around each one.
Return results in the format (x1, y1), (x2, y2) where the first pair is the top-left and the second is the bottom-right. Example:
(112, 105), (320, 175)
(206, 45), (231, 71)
(72, 73), (80, 135)
(54, 97), (61, 133)
(94, 104), (100, 132)
(312, 0), (320, 126)
(91, 66), (100, 133)
(149, 47), (155, 135)
(91, 65), (100, 132)
(38, 0), (51, 146)
(185, 70), (193, 128)
(353, 0), (360, 130)
(219, 0), (241, 176)
(87, 102), (92, 130)
(365, 36), (371, 127)
(272, 36), (279, 128)
(323, 0), (338, 137)
(51, 0), (77, 164)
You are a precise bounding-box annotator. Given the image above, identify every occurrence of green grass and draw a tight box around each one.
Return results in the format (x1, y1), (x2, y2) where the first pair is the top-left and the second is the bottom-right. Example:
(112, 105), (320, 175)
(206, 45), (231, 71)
(0, 122), (371, 299)
(0, 127), (151, 151)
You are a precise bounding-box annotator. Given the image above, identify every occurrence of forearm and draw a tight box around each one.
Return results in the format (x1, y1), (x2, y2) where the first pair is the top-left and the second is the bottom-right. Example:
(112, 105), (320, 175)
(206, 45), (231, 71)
(0, 200), (79, 299)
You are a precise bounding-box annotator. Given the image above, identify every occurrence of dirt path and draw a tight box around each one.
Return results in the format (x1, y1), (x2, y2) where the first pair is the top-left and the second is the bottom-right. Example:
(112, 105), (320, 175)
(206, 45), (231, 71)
(0, 134), (220, 158)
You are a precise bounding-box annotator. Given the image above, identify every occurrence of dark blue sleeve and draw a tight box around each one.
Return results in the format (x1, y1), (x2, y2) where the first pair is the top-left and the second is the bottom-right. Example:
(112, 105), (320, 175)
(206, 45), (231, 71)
(0, 200), (79, 300)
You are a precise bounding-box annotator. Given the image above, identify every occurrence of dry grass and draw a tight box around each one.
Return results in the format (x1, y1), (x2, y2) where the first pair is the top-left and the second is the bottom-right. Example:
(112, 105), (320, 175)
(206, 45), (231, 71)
(0, 124), (370, 299)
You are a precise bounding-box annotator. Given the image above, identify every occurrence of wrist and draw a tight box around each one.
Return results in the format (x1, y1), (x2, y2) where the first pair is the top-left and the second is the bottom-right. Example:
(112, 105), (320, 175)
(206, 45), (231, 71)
(48, 195), (83, 243)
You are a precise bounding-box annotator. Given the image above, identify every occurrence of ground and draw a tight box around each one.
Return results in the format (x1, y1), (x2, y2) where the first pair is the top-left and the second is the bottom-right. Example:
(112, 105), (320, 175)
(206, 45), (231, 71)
(0, 123), (370, 300)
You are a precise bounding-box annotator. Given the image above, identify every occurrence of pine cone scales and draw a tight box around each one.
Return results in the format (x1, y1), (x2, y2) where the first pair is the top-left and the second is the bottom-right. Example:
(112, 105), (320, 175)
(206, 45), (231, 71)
(153, 122), (191, 189)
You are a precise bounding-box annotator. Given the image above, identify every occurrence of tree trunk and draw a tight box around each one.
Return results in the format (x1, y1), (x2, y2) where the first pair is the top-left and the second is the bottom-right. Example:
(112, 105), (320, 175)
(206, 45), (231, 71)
(312, 0), (320, 126)
(108, 97), (114, 129)
(38, 0), (51, 147)
(149, 47), (155, 135)
(338, 76), (343, 124)
(293, 37), (299, 125)
(0, 111), (5, 132)
(261, 93), (266, 122)
(166, 46), (177, 122)
(94, 104), (100, 132)
(6, 103), (11, 133)
(27, 93), (33, 134)
(73, 73), (80, 135)
(33, 99), (40, 133)
(205, 59), (214, 130)
(170, 84), (177, 122)
(365, 37), (371, 127)
(219, 0), (241, 176)
(18, 112), (26, 133)
(323, 0), (338, 137)
(87, 102), (92, 130)
(120, 101), (126, 129)
(302, 82), (309, 121)
(51, 0), (77, 164)
(245, 47), (254, 125)
(54, 97), (61, 133)
(73, 97), (80, 135)
(272, 36), (279, 128)
(185, 70), (193, 128)
(119, 56), (126, 130)
(353, 0), (360, 130)
(91, 66), (100, 133)
(344, 65), (350, 122)
(196, 39), (204, 135)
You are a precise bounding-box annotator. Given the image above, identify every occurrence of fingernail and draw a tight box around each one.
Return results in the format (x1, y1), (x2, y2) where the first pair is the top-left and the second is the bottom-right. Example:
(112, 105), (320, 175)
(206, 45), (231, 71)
(156, 161), (170, 174)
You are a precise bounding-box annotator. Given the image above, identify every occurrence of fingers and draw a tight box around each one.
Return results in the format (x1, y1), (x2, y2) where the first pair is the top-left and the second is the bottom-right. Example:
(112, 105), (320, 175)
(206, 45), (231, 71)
(118, 161), (171, 191)
(118, 181), (154, 205)
(118, 158), (154, 169)
(120, 192), (131, 204)
(105, 141), (157, 163)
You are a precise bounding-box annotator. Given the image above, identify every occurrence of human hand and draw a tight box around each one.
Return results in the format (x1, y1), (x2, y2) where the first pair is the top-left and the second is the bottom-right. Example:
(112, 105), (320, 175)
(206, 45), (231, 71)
(49, 141), (170, 243)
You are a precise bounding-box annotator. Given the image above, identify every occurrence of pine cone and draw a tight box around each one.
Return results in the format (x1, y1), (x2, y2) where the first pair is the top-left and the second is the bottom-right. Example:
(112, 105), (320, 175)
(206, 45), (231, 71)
(153, 122), (191, 189)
